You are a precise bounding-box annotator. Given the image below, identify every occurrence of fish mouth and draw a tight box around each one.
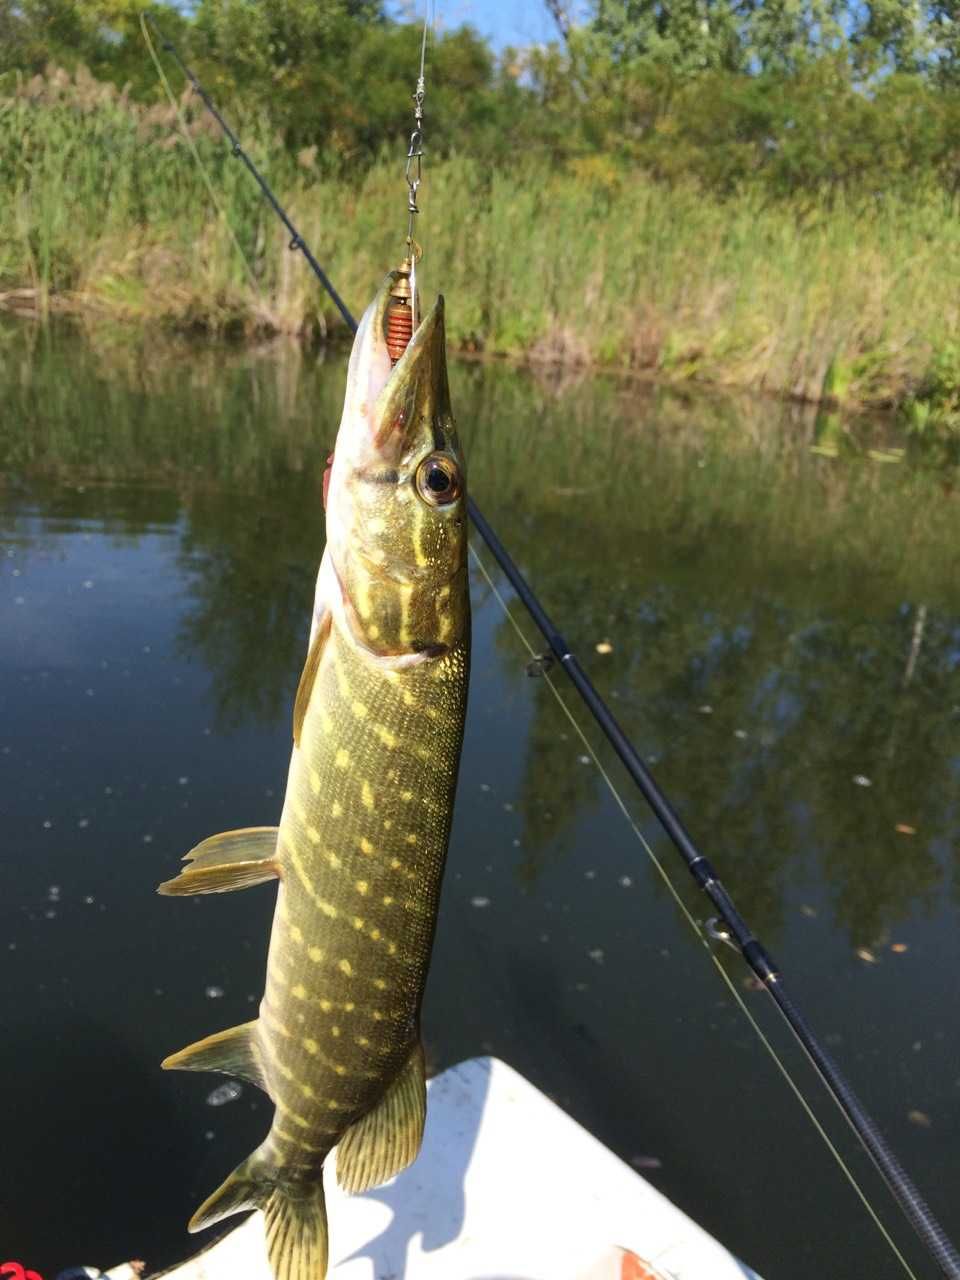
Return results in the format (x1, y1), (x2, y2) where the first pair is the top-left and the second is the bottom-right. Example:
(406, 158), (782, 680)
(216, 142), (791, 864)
(340, 273), (452, 465)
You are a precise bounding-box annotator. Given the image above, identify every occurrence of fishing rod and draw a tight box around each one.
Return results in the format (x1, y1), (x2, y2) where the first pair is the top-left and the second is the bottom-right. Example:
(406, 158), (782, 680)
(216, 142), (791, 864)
(142, 17), (960, 1278)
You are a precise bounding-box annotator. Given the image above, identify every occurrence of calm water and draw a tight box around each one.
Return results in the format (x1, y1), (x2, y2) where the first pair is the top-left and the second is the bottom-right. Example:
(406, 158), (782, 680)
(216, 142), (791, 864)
(1, 317), (959, 1280)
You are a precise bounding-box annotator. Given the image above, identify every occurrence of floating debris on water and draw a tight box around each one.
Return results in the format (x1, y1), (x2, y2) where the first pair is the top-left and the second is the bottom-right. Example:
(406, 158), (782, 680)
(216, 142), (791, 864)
(206, 1081), (243, 1107)
(801, 904), (817, 917)
(895, 823), (917, 835)
(630, 1154), (663, 1171)
(584, 870), (597, 880)
(891, 943), (909, 954)
(205, 984), (225, 999)
(177, 776), (189, 786)
(698, 705), (713, 715)
(619, 876), (633, 888)
(48, 885), (61, 902)
(855, 947), (878, 964)
(852, 775), (872, 788)
(78, 817), (89, 828)
(733, 729), (748, 740)
(908, 1109), (932, 1128)
(587, 948), (605, 964)
(470, 896), (491, 909)
(142, 834), (154, 844)
(578, 755), (591, 765)
(84, 895), (95, 905)
(595, 641), (613, 655)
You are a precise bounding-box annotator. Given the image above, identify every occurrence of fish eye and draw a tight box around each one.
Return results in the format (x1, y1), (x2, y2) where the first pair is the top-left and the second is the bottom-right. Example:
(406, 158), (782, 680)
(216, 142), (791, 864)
(415, 454), (461, 506)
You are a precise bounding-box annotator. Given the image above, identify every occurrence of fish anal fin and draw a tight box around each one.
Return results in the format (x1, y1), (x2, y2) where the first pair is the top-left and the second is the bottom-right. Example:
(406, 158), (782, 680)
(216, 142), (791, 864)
(157, 826), (280, 896)
(294, 610), (331, 748)
(162, 1019), (267, 1091)
(335, 1041), (426, 1193)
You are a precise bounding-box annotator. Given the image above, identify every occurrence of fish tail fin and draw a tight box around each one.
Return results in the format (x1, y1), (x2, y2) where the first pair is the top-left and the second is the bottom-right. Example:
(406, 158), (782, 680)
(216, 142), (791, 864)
(189, 1148), (329, 1280)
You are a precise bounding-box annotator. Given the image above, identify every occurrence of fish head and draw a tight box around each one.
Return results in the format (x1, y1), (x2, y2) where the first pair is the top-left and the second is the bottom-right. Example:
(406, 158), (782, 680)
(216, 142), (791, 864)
(324, 272), (468, 658)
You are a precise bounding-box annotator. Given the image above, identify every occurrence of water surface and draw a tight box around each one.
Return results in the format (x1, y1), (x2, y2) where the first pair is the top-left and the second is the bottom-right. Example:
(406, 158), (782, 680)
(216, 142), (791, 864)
(1, 318), (959, 1280)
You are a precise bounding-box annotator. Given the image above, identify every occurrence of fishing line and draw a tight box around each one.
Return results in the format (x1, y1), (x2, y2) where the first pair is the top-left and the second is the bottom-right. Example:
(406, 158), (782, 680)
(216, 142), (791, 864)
(141, 20), (960, 1277)
(140, 14), (259, 295)
(467, 542), (920, 1280)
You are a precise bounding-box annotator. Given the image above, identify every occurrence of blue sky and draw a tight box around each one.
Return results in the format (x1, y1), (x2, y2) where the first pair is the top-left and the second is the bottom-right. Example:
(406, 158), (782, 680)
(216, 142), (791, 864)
(389, 0), (584, 51)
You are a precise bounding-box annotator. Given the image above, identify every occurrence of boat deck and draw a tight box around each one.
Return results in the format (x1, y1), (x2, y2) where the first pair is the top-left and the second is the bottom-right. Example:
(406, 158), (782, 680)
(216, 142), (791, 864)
(147, 1056), (763, 1280)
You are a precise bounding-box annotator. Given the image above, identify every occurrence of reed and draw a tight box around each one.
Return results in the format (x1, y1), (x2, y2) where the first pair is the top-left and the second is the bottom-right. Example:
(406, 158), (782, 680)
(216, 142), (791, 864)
(5, 66), (960, 409)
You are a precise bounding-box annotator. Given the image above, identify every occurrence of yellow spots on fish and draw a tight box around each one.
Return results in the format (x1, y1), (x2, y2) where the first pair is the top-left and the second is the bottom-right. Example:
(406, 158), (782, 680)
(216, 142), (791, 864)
(275, 1098), (314, 1130)
(273, 1057), (295, 1083)
(405, 832), (419, 845)
(310, 769), (322, 795)
(319, 899), (338, 918)
(390, 857), (402, 871)
(388, 942), (398, 955)
(401, 789), (414, 803)
(355, 578), (372, 621)
(291, 983), (307, 1000)
(402, 689), (416, 707)
(274, 1124), (325, 1153)
(425, 706), (439, 721)
(356, 1035), (371, 1048)
(306, 825), (321, 845)
(308, 946), (325, 963)
(290, 924), (304, 945)
(368, 624), (381, 640)
(335, 748), (351, 770)
(352, 917), (365, 931)
(372, 977), (388, 991)
(303, 1038), (318, 1055)
(368, 516), (386, 535)
(358, 836), (375, 855)
(300, 1083), (316, 1100)
(319, 998), (333, 1012)
(331, 801), (343, 819)
(415, 745), (431, 762)
(382, 895), (394, 907)
(260, 1004), (293, 1039)
(375, 725), (398, 749)
(325, 850), (342, 871)
(361, 780), (375, 810)
(370, 928), (381, 941)
(333, 660), (350, 698)
(355, 879), (369, 895)
(372, 1010), (385, 1022)
(343, 1001), (356, 1012)
(327, 1096), (348, 1108)
(338, 958), (354, 977)
(412, 504), (429, 568)
(352, 700), (368, 720)
(320, 712), (334, 734)
(331, 1026), (341, 1038)
(399, 582), (414, 644)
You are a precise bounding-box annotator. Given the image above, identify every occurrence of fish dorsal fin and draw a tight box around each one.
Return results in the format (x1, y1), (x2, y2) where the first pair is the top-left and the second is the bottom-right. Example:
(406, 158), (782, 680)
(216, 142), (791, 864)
(293, 610), (331, 749)
(335, 1041), (426, 1193)
(157, 827), (280, 896)
(162, 1020), (267, 1092)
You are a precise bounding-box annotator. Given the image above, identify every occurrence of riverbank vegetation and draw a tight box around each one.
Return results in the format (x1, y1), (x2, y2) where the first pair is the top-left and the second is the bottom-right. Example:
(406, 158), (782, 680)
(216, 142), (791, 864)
(5, 1), (960, 424)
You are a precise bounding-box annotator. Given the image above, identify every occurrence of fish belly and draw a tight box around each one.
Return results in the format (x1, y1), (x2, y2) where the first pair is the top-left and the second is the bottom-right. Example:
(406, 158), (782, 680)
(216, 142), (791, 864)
(258, 621), (469, 1165)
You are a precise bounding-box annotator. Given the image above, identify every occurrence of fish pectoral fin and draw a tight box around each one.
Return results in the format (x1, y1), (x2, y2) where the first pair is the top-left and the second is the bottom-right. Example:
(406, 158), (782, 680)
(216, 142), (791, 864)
(335, 1041), (426, 1193)
(293, 609), (331, 748)
(157, 826), (280, 895)
(162, 1019), (267, 1091)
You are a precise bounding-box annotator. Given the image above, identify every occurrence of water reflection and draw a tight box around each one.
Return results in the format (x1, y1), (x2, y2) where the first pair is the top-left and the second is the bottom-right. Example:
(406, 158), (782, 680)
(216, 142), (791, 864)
(2, 316), (959, 1278)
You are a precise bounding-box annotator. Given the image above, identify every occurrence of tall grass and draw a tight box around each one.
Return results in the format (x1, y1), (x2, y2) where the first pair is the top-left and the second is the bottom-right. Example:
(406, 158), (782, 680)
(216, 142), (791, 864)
(6, 66), (960, 406)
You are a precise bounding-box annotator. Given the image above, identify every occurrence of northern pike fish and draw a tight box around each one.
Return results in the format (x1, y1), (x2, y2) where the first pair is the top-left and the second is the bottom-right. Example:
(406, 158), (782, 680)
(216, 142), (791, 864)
(158, 272), (470, 1280)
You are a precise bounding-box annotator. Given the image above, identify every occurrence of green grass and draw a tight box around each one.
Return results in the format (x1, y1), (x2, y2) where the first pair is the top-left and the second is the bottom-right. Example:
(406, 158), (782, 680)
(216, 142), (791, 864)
(6, 66), (960, 414)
